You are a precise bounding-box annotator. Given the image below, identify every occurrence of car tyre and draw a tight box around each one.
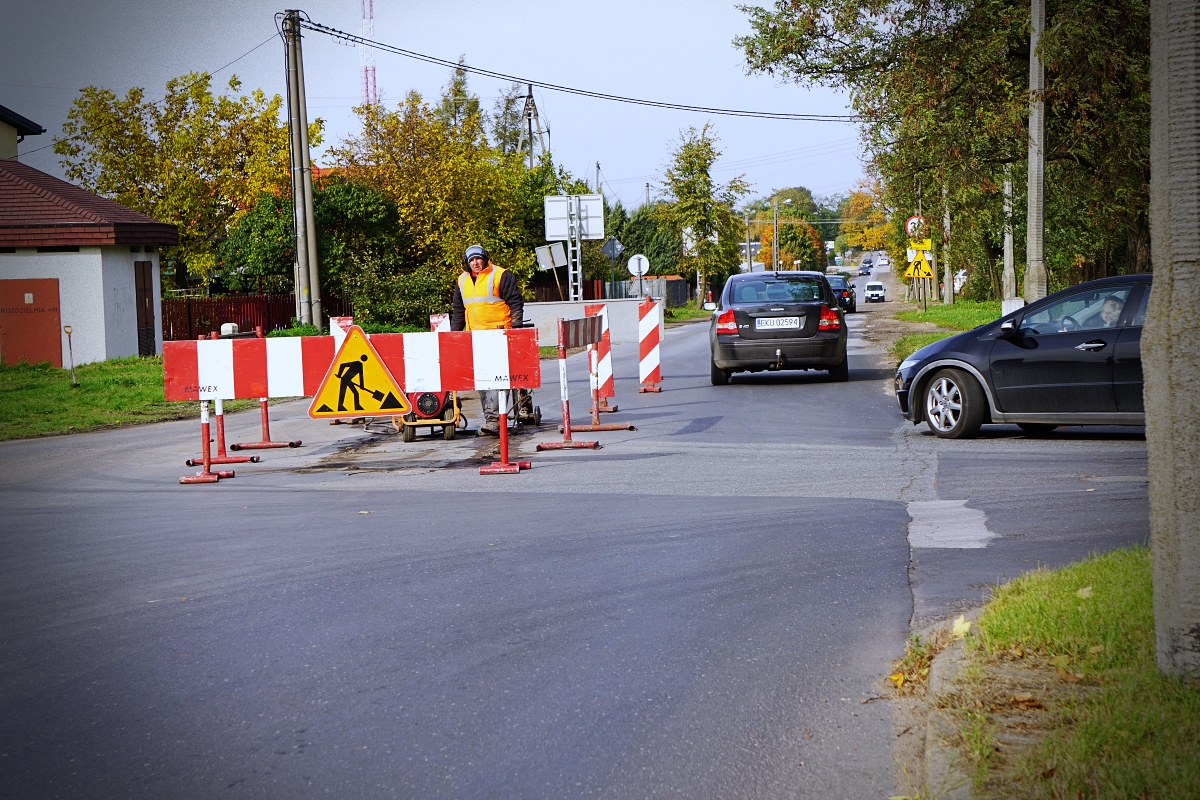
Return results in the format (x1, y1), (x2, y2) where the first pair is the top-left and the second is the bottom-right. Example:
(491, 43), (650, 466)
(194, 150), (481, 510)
(1017, 422), (1058, 436)
(710, 360), (730, 386)
(923, 368), (985, 439)
(828, 354), (849, 382)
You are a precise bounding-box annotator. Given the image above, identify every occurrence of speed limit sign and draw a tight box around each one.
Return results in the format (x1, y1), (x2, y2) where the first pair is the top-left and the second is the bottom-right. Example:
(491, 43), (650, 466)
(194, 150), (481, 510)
(905, 215), (926, 238)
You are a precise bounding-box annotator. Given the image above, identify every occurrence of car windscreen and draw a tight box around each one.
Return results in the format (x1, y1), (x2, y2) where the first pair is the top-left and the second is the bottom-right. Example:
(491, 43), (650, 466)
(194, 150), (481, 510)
(729, 278), (824, 304)
(866, 283), (883, 290)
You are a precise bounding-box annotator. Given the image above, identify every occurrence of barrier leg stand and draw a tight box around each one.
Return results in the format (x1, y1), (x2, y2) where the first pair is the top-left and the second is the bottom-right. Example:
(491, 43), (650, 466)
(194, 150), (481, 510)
(231, 398), (302, 450)
(538, 322), (599, 451)
(180, 401), (232, 483)
(190, 398), (258, 466)
(480, 391), (531, 474)
(597, 395), (617, 413)
(569, 343), (635, 433)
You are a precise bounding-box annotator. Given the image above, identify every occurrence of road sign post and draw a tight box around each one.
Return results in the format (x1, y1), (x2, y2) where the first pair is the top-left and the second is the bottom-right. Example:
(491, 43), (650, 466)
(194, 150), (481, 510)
(545, 195), (604, 301)
(627, 253), (649, 297)
(602, 236), (624, 300)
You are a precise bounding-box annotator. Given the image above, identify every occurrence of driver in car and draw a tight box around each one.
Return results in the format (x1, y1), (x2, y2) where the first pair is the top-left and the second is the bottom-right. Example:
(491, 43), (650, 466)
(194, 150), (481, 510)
(1097, 296), (1124, 327)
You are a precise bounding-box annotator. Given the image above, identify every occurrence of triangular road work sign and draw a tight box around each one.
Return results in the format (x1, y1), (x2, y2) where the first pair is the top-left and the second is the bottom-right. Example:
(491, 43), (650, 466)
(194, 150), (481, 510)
(308, 326), (411, 419)
(905, 256), (935, 279)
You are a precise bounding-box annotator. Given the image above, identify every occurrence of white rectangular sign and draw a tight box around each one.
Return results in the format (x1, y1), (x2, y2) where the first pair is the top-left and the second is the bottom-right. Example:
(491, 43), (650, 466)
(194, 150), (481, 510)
(535, 242), (568, 271)
(544, 195), (605, 241)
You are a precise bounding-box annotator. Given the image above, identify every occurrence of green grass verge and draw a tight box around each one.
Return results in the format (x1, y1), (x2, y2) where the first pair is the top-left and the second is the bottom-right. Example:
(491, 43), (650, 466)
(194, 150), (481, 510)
(891, 332), (956, 363)
(664, 303), (714, 322)
(968, 547), (1200, 798)
(0, 358), (252, 441)
(894, 300), (1002, 331)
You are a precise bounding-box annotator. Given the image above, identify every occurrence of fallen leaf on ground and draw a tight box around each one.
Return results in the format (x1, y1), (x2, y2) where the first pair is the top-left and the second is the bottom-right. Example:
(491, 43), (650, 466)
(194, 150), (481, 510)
(1057, 667), (1083, 683)
(1088, 644), (1105, 654)
(1049, 654), (1071, 668)
(1011, 692), (1044, 709)
(1076, 586), (1093, 598)
(952, 614), (971, 638)
(358, 510), (371, 514)
(889, 673), (905, 688)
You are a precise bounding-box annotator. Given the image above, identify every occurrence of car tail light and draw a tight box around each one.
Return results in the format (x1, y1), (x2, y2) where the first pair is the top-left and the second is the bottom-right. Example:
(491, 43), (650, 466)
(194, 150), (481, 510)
(716, 309), (738, 335)
(841, 291), (849, 298)
(818, 305), (841, 331)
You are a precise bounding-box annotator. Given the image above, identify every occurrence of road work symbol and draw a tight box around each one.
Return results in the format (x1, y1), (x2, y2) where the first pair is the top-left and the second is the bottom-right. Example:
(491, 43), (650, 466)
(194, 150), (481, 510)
(308, 326), (410, 419)
(905, 256), (935, 279)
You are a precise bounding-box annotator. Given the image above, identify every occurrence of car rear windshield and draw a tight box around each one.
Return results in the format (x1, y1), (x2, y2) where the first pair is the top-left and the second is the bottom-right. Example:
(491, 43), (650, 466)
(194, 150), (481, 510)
(729, 278), (824, 304)
(826, 276), (847, 288)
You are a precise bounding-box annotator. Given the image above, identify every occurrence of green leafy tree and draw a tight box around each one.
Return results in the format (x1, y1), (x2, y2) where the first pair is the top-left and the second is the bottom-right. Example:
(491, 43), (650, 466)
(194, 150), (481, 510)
(653, 124), (750, 296)
(54, 72), (321, 289)
(736, 0), (1150, 296)
(216, 192), (293, 293)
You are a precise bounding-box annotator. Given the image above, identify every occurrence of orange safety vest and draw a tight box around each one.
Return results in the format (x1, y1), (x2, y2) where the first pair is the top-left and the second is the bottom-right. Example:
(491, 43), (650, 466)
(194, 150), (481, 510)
(458, 264), (512, 330)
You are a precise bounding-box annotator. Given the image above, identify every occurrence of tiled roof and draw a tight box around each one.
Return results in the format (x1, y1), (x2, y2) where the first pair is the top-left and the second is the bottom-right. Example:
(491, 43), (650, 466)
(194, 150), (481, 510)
(0, 159), (178, 247)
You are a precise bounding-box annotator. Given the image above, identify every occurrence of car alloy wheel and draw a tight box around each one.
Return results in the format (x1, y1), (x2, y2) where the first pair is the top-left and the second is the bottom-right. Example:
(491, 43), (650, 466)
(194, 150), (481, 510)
(923, 368), (985, 439)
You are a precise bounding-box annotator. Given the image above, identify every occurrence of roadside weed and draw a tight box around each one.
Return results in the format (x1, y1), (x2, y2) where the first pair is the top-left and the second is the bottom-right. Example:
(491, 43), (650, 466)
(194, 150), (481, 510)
(895, 300), (1001, 331)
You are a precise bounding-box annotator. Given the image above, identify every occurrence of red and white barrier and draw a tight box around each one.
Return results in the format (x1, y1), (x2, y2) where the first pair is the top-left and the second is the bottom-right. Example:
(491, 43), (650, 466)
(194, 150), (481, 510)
(584, 303), (615, 412)
(638, 297), (662, 393)
(537, 317), (603, 451)
(164, 329), (540, 401)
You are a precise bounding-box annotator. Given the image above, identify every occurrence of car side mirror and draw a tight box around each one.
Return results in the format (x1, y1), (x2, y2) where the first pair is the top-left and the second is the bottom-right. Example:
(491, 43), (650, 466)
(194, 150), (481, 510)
(999, 319), (1018, 337)
(702, 302), (717, 311)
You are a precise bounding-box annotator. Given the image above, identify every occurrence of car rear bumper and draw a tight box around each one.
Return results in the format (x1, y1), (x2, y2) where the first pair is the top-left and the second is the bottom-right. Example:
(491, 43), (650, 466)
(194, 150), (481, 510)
(713, 333), (845, 371)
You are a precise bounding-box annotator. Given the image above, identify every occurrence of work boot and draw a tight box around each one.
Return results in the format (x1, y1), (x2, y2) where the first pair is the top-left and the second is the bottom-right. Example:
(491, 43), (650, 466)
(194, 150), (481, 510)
(477, 422), (499, 437)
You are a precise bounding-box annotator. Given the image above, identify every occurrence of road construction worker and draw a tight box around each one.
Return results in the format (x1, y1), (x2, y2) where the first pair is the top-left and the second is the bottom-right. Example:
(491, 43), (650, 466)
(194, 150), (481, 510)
(451, 244), (524, 436)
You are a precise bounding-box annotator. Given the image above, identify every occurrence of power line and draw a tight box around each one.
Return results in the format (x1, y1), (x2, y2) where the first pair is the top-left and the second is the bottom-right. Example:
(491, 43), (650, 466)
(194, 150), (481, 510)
(21, 33), (278, 157)
(299, 18), (857, 123)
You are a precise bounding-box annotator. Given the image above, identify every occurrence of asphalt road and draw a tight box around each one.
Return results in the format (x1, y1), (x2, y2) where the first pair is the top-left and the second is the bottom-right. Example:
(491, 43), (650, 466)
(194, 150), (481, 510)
(0, 296), (1149, 799)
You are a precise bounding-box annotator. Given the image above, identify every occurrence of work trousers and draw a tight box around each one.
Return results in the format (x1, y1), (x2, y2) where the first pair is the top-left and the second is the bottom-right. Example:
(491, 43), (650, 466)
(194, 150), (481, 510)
(478, 390), (514, 424)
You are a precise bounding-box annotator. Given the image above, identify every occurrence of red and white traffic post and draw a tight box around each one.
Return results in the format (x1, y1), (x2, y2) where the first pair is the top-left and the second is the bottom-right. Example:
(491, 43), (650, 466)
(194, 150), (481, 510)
(584, 303), (616, 413)
(537, 317), (601, 451)
(180, 401), (234, 484)
(638, 296), (662, 393)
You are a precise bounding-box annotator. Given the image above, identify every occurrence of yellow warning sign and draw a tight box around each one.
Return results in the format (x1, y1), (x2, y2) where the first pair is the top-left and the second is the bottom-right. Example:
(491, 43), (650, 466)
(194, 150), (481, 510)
(908, 238), (932, 252)
(905, 256), (935, 279)
(308, 326), (410, 419)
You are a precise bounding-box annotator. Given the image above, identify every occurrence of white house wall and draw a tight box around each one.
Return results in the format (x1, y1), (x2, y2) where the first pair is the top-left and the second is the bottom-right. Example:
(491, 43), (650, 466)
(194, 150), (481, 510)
(0, 248), (106, 365)
(0, 246), (160, 366)
(101, 247), (142, 360)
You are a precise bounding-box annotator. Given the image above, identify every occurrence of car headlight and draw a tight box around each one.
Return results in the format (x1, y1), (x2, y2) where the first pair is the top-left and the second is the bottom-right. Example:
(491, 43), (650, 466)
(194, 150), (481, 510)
(898, 357), (920, 372)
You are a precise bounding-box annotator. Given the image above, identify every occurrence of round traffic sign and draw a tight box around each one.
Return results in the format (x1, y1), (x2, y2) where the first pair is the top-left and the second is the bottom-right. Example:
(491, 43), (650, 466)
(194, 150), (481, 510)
(627, 254), (650, 277)
(905, 215), (925, 238)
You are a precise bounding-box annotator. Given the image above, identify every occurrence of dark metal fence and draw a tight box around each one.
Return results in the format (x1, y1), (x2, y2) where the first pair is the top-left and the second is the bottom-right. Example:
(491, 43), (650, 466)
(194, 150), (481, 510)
(162, 294), (352, 340)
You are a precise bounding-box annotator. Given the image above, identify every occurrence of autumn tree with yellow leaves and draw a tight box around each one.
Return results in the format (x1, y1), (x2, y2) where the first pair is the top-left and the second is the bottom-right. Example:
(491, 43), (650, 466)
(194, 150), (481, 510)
(54, 73), (318, 288)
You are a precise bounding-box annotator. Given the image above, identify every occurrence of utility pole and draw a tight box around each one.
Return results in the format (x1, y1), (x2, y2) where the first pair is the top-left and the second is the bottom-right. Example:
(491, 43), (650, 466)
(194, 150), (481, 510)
(645, 182), (650, 208)
(282, 11), (312, 326)
(1025, 0), (1048, 302)
(517, 84), (546, 169)
(1001, 170), (1021, 313)
(942, 182), (953, 304)
(595, 161), (601, 195)
(744, 213), (752, 272)
(294, 13), (321, 330)
(772, 198), (779, 271)
(1144, 0), (1200, 680)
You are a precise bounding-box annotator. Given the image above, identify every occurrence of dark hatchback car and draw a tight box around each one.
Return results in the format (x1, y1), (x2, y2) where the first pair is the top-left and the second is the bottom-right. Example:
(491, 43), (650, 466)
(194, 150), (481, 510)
(895, 275), (1151, 438)
(825, 274), (857, 312)
(709, 272), (848, 385)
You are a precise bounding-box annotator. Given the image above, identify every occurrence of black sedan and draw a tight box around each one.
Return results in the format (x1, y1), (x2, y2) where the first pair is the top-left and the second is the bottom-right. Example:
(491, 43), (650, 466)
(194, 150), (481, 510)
(825, 274), (857, 312)
(894, 275), (1150, 438)
(709, 272), (848, 385)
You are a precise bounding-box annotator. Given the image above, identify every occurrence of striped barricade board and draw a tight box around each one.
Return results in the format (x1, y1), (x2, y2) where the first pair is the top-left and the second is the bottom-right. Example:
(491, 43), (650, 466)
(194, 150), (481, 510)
(164, 329), (541, 401)
(558, 316), (603, 350)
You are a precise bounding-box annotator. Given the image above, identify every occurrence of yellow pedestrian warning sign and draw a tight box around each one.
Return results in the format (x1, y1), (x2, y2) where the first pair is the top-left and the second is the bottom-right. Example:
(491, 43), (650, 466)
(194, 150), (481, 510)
(308, 326), (410, 419)
(905, 256), (935, 279)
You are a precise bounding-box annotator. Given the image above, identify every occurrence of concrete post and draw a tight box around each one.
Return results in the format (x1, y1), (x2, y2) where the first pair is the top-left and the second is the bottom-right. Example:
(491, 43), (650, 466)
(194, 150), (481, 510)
(282, 11), (311, 326)
(294, 19), (322, 330)
(942, 182), (953, 304)
(1024, 0), (1048, 302)
(1145, 0), (1200, 681)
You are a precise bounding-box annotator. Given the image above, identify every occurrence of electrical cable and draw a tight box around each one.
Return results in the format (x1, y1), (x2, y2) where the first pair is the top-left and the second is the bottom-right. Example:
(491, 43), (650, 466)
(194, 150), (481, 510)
(299, 19), (857, 123)
(21, 33), (279, 157)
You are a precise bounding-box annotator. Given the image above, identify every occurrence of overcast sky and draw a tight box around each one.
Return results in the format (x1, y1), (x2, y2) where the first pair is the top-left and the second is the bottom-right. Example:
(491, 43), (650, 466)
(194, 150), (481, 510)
(4, 0), (864, 210)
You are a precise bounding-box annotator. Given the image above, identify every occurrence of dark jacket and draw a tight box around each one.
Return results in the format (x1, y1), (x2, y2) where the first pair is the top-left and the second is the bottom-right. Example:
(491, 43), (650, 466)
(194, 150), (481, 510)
(450, 265), (524, 331)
